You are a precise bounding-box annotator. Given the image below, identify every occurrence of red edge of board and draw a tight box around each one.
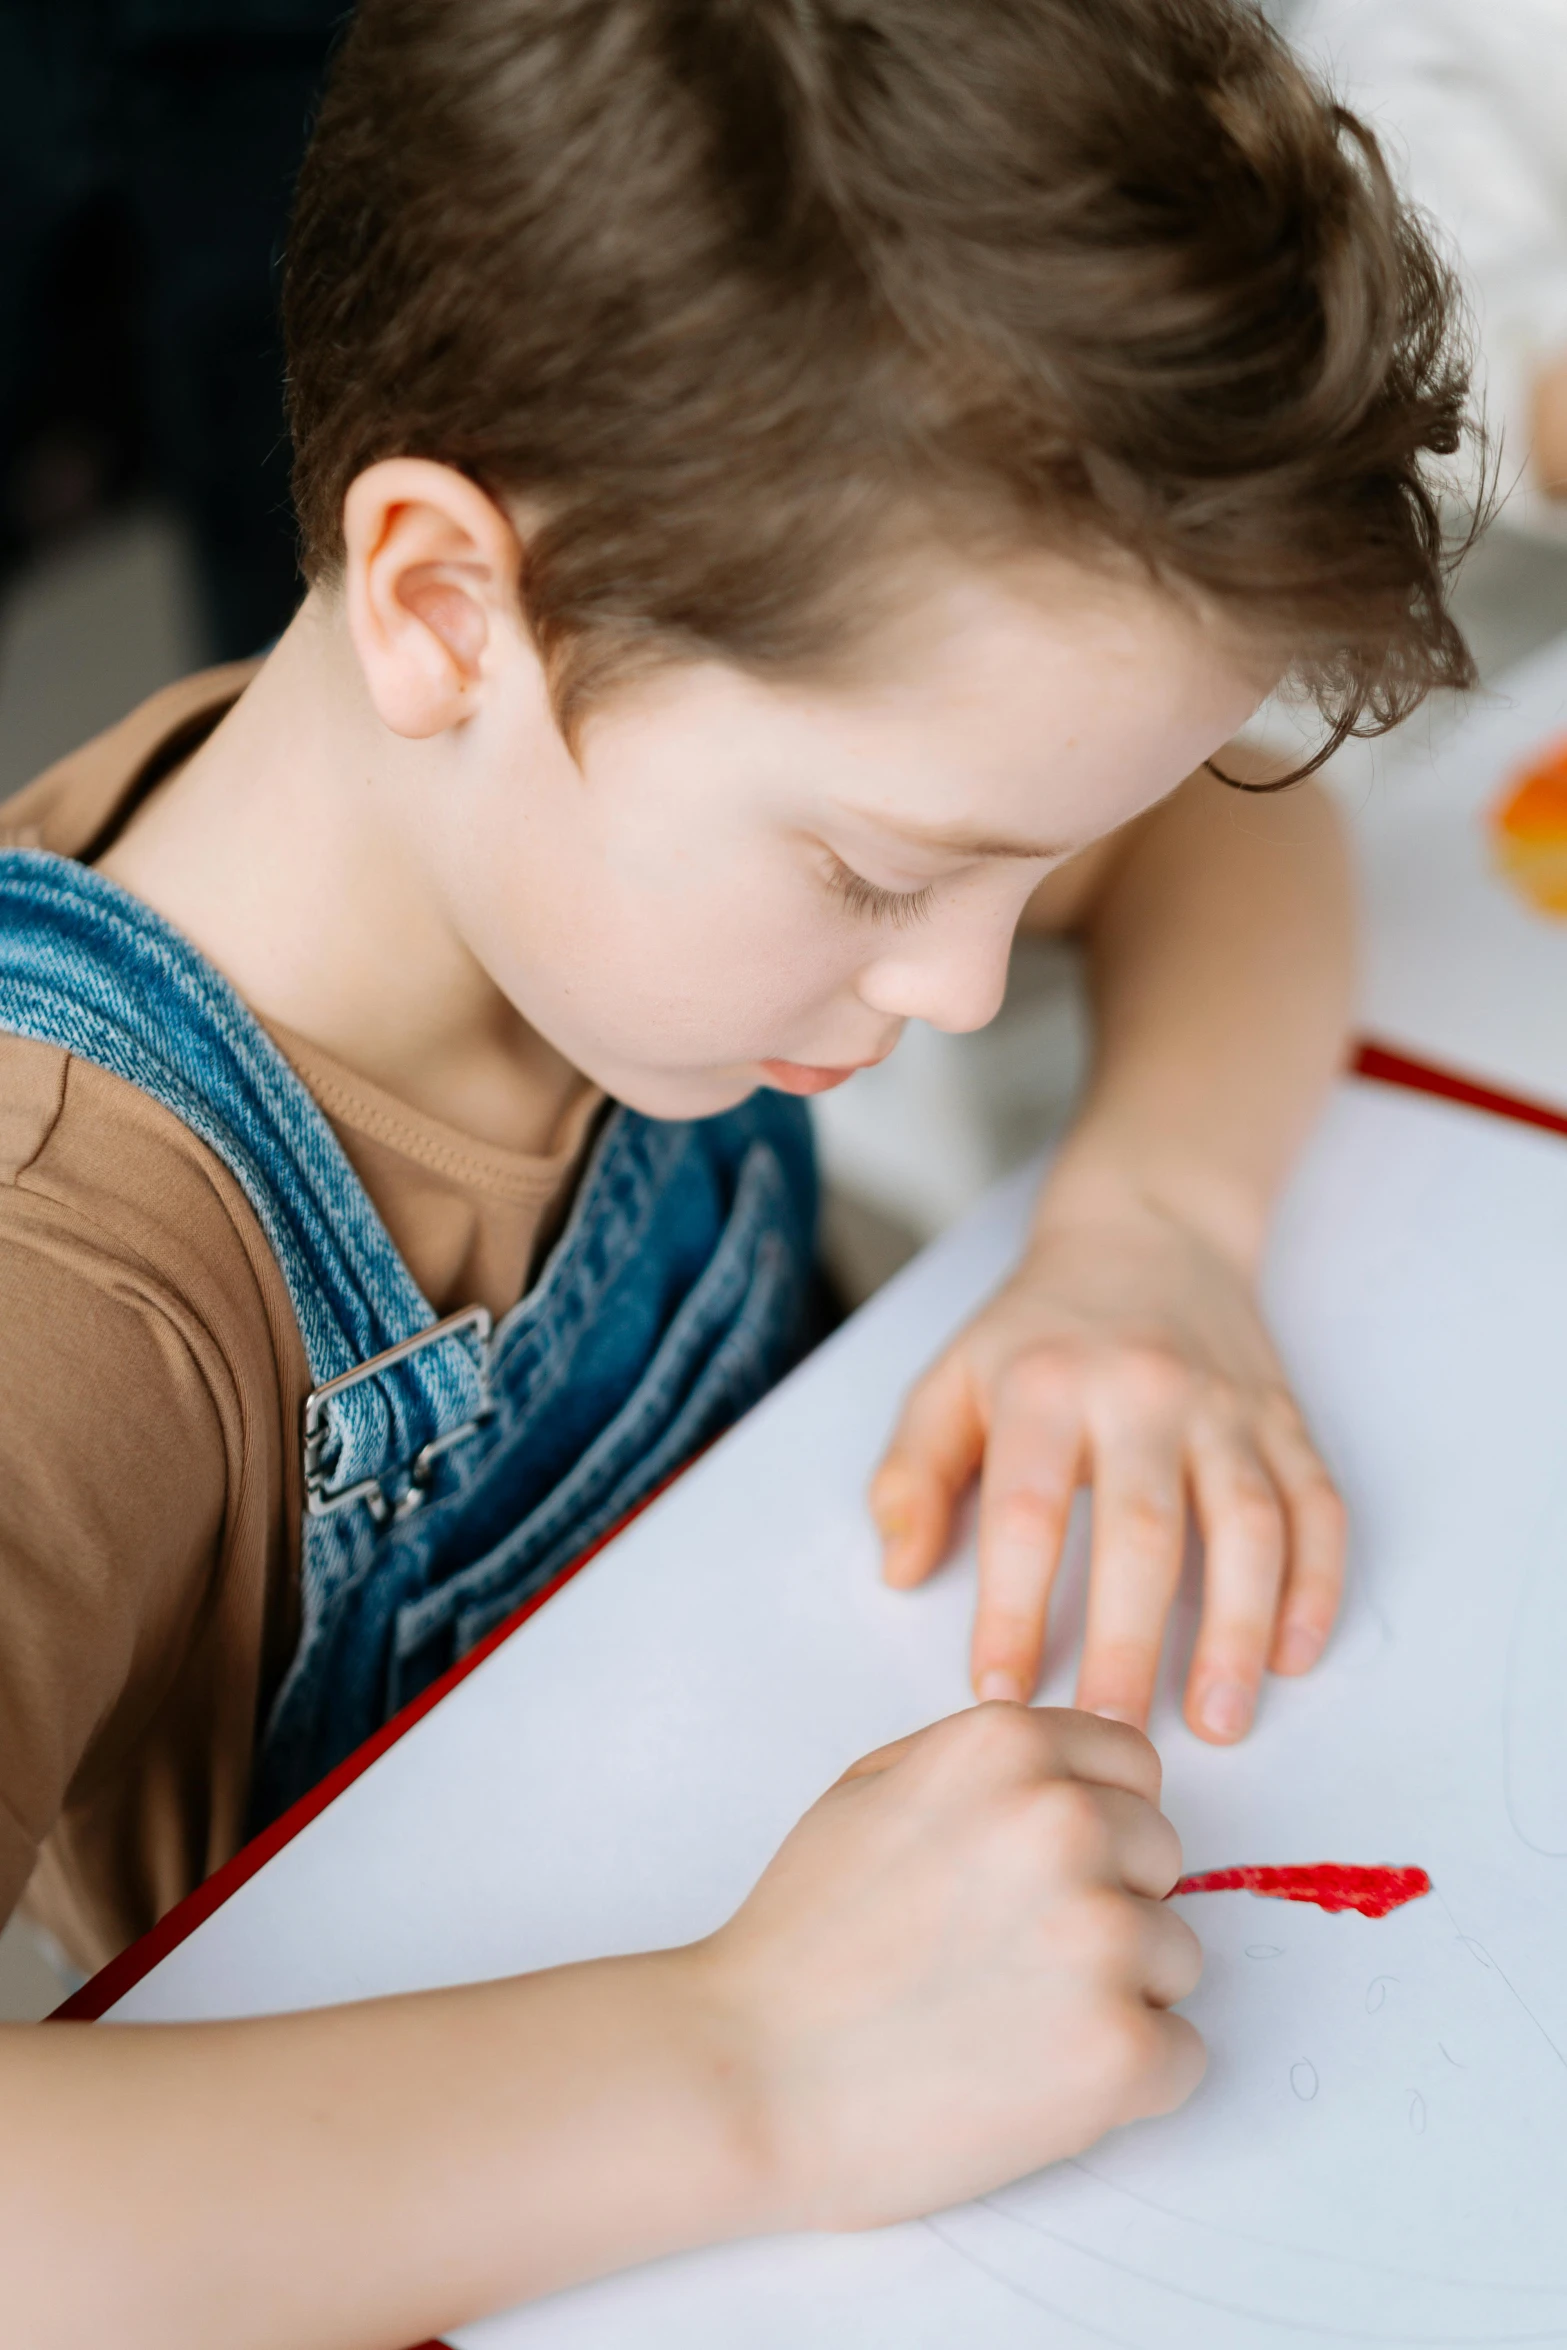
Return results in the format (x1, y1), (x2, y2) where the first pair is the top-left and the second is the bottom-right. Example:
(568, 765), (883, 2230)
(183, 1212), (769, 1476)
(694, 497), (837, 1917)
(44, 1035), (1567, 2350)
(1352, 1037), (1567, 1142)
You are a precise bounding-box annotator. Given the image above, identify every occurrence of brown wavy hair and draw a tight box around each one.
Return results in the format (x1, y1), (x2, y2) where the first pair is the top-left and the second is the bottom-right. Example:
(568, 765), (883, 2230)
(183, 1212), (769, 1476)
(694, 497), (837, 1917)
(285, 0), (1482, 773)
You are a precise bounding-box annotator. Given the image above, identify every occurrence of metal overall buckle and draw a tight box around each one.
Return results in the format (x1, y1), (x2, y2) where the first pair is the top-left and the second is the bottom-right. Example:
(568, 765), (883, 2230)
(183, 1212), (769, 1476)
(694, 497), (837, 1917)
(302, 1303), (495, 1526)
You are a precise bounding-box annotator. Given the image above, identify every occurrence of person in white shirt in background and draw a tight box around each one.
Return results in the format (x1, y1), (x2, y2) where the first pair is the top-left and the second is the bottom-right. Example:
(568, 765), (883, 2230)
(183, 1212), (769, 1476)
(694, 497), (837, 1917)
(1293, 0), (1567, 536)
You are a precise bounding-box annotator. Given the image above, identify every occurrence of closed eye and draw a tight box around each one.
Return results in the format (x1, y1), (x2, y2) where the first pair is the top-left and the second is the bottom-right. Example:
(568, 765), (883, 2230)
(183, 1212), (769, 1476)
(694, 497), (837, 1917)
(825, 854), (937, 928)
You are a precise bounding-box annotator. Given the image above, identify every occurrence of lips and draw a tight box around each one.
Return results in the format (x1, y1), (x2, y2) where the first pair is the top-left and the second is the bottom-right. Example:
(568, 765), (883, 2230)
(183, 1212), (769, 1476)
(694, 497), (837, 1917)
(758, 1057), (877, 1096)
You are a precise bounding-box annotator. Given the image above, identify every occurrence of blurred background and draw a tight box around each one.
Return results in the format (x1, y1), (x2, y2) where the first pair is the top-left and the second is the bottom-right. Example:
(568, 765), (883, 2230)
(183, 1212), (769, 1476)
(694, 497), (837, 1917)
(0, 0), (344, 793)
(6, 0), (1567, 2010)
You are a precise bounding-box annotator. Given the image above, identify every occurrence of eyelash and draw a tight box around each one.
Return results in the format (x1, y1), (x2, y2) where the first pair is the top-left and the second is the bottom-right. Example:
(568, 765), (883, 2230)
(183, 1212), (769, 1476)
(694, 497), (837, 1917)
(825, 855), (937, 929)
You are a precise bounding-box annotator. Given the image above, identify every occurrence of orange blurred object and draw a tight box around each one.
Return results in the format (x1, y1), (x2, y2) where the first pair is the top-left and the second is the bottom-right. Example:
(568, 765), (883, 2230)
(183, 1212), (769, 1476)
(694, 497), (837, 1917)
(1492, 741), (1567, 917)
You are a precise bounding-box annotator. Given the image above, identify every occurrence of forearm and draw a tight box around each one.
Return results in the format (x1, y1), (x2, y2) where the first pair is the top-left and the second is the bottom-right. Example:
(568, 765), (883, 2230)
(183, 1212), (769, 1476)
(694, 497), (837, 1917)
(0, 1952), (767, 2350)
(1039, 762), (1354, 1269)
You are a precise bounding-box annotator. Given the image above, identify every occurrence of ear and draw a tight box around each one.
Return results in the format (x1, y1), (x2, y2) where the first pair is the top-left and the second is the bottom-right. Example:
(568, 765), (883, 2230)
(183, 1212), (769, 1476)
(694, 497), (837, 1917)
(341, 458), (526, 740)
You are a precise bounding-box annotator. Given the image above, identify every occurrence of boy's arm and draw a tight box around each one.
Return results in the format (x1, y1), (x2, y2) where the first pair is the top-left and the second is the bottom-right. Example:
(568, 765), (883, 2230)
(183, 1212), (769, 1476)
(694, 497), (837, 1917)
(0, 1201), (235, 1952)
(873, 756), (1353, 1743)
(0, 1707), (1201, 2350)
(1030, 756), (1352, 1264)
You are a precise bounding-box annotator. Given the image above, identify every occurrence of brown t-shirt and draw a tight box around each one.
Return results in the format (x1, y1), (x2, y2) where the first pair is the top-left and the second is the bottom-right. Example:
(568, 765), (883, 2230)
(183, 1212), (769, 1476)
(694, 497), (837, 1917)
(0, 672), (602, 1970)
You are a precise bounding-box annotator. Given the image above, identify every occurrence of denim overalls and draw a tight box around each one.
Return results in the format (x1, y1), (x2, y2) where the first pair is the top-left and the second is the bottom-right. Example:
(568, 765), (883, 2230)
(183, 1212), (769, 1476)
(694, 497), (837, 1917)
(0, 849), (818, 1827)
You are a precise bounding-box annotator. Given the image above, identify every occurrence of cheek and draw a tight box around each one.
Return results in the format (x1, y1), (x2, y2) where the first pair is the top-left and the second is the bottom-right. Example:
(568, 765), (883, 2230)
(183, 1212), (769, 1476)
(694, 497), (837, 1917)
(604, 867), (858, 1045)
(466, 816), (859, 1060)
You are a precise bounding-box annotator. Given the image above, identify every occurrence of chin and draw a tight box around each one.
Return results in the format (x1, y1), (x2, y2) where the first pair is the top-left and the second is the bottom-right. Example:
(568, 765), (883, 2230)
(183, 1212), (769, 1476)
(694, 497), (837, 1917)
(598, 1064), (760, 1123)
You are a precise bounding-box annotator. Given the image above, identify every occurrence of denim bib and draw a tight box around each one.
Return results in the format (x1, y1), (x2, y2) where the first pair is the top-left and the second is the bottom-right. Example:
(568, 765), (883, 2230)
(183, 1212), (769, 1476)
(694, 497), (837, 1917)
(0, 849), (818, 1827)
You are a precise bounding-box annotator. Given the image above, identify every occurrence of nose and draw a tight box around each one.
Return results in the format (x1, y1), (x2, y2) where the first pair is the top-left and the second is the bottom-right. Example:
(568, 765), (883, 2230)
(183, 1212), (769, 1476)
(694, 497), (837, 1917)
(855, 919), (1014, 1036)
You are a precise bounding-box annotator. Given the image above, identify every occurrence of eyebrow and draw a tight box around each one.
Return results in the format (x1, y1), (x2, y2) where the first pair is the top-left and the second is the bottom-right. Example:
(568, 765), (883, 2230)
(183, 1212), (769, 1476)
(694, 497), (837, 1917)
(846, 813), (1077, 862)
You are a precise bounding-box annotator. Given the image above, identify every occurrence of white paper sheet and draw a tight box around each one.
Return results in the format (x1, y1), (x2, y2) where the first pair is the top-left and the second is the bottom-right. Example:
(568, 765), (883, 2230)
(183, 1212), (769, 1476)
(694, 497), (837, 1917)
(1339, 630), (1567, 1108)
(108, 1081), (1567, 2347)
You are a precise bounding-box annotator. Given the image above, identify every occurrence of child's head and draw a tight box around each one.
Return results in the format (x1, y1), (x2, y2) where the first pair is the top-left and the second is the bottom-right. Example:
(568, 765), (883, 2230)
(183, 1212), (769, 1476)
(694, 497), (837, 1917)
(277, 0), (1474, 1115)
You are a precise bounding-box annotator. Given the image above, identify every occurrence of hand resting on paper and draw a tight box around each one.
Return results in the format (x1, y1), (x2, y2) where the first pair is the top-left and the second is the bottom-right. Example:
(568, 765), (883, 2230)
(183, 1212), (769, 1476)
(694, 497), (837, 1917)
(871, 758), (1352, 1746)
(872, 1184), (1346, 1745)
(0, 1707), (1199, 2350)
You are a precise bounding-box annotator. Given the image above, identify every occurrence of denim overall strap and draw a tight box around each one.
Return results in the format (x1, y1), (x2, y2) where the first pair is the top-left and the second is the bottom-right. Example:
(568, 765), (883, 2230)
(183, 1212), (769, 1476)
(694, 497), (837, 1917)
(0, 849), (490, 1508)
(0, 846), (819, 1832)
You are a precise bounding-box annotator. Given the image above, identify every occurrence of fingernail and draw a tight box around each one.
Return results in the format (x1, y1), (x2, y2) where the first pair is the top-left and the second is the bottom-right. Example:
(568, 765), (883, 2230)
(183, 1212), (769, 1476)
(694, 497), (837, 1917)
(1274, 1622), (1324, 1674)
(978, 1671), (1026, 1704)
(869, 1472), (911, 1531)
(1198, 1680), (1254, 1740)
(882, 1540), (918, 1586)
(1091, 1704), (1141, 1727)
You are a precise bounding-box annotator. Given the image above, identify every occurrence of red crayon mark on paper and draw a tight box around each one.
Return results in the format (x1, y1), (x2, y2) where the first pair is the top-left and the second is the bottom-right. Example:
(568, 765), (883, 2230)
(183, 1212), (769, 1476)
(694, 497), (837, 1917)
(1172, 1864), (1431, 1920)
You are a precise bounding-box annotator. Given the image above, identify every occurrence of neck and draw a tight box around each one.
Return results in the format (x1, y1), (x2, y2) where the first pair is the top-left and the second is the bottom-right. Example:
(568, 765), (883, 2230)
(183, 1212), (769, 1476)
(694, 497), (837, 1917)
(98, 597), (581, 1150)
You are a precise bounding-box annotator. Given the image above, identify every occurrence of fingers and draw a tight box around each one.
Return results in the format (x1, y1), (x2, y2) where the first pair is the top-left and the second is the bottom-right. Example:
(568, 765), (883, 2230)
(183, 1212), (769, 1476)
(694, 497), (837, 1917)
(839, 1699), (1163, 1809)
(1098, 1921), (1206, 2126)
(1182, 1401), (1344, 1739)
(1065, 1989), (1204, 2142)
(1182, 1425), (1286, 1744)
(913, 1729), (1203, 2017)
(1125, 2009), (1207, 2121)
(971, 1357), (1083, 1703)
(1068, 1782), (1184, 1901)
(1064, 1893), (1204, 2110)
(1260, 1408), (1347, 1675)
(878, 1332), (1344, 1746)
(1057, 1890), (1202, 2068)
(1072, 1378), (1342, 1743)
(1074, 1397), (1188, 1729)
(870, 1349), (985, 1591)
(1020, 1703), (1164, 1808)
(1132, 1895), (1205, 2009)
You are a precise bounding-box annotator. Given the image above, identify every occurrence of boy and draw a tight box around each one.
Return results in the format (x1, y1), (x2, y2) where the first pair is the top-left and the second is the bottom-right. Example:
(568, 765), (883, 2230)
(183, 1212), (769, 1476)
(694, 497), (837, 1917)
(0, 0), (1475, 2338)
